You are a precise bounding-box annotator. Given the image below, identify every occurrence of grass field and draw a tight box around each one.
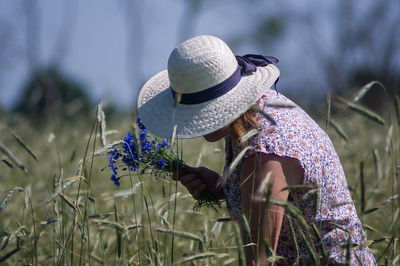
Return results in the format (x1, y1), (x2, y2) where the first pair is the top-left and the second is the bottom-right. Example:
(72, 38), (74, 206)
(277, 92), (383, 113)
(0, 91), (399, 265)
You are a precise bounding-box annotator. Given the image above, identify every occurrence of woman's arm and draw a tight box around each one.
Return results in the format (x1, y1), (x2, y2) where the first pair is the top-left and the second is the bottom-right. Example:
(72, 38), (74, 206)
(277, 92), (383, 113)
(239, 153), (303, 266)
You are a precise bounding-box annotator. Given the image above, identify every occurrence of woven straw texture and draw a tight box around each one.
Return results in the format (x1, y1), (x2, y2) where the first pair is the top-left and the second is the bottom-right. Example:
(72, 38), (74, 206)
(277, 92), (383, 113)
(137, 35), (280, 139)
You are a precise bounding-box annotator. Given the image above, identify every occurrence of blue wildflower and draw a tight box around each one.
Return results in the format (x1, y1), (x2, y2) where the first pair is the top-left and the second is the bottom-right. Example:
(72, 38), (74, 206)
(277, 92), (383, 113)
(155, 158), (166, 169)
(109, 155), (117, 175)
(157, 139), (169, 149)
(141, 142), (152, 152)
(139, 129), (148, 142)
(124, 131), (133, 143)
(111, 147), (120, 160)
(111, 174), (120, 187)
(161, 139), (168, 148)
(137, 117), (146, 130)
(122, 131), (140, 167)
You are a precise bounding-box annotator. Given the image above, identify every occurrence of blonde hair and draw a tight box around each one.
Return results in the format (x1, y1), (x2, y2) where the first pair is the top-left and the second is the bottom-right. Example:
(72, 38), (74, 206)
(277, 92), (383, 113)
(231, 108), (259, 140)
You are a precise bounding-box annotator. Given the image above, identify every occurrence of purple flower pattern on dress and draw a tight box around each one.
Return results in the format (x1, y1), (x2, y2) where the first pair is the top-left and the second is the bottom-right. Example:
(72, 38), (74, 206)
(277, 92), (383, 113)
(222, 89), (376, 265)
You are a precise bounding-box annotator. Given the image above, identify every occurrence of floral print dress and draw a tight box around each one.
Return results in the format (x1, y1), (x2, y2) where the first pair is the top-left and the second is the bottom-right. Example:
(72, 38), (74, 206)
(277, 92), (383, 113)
(222, 89), (377, 265)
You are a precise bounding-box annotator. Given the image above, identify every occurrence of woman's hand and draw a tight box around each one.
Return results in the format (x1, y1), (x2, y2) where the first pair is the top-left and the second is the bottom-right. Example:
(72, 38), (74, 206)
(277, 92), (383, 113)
(172, 165), (226, 200)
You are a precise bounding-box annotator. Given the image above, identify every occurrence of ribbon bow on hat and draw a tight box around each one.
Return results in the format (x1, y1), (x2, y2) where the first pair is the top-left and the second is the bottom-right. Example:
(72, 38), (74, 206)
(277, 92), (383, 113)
(236, 54), (279, 75)
(172, 54), (279, 105)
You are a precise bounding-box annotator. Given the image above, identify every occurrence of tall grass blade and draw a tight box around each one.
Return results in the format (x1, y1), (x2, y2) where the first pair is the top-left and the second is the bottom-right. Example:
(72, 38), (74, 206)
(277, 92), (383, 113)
(312, 223), (328, 264)
(96, 101), (107, 147)
(0, 187), (24, 212)
(239, 129), (259, 144)
(8, 128), (38, 161)
(372, 149), (382, 180)
(384, 125), (393, 154)
(347, 102), (386, 125)
(233, 224), (246, 266)
(360, 162), (365, 216)
(361, 195), (399, 215)
(363, 208), (379, 215)
(326, 91), (332, 130)
(352, 81), (385, 103)
(381, 194), (399, 206)
(111, 182), (142, 200)
(46, 176), (85, 203)
(0, 143), (28, 174)
(329, 119), (349, 143)
(238, 214), (251, 243)
(271, 199), (309, 231)
(265, 102), (295, 109)
(299, 229), (318, 265)
(395, 96), (400, 126)
(364, 224), (380, 233)
(345, 236), (351, 265)
(175, 252), (216, 264)
(251, 105), (276, 125)
(58, 193), (78, 212)
(155, 228), (203, 243)
(93, 220), (125, 232)
(0, 247), (21, 263)
(88, 213), (113, 219)
(267, 256), (286, 264)
(216, 217), (232, 222)
(219, 146), (250, 185)
(1, 159), (14, 168)
(376, 236), (395, 263)
(114, 204), (122, 258)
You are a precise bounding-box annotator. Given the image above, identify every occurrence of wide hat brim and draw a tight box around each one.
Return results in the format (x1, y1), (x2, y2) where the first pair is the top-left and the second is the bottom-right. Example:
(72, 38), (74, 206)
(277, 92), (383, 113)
(137, 63), (280, 139)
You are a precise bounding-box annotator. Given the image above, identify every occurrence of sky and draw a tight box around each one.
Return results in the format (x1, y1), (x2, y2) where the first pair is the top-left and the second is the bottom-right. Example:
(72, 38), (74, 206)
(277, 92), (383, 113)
(2, 0), (394, 112)
(0, 0), (319, 111)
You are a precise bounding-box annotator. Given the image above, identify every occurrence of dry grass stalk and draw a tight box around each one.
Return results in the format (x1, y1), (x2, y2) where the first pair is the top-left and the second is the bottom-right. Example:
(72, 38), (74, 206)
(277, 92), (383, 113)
(175, 252), (216, 264)
(58, 193), (78, 212)
(239, 129), (259, 144)
(251, 105), (276, 125)
(8, 128), (38, 161)
(219, 146), (250, 186)
(0, 143), (28, 174)
(46, 176), (86, 204)
(1, 159), (14, 168)
(233, 224), (246, 266)
(97, 101), (107, 147)
(329, 119), (349, 143)
(347, 102), (386, 125)
(0, 187), (24, 212)
(384, 125), (393, 154)
(395, 96), (400, 126)
(326, 90), (332, 130)
(93, 220), (125, 232)
(352, 81), (386, 103)
(155, 228), (203, 243)
(373, 149), (382, 180)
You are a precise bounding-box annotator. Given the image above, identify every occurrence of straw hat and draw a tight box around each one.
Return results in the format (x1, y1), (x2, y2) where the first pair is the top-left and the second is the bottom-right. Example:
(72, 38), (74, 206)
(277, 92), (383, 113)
(137, 35), (280, 139)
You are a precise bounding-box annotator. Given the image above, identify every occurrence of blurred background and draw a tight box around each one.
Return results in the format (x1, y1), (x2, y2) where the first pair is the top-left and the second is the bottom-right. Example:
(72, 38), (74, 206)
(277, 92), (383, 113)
(0, 0), (399, 118)
(0, 2), (399, 264)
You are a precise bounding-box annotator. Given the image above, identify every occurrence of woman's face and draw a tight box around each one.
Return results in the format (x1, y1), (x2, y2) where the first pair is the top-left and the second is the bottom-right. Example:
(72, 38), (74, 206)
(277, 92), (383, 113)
(203, 125), (231, 142)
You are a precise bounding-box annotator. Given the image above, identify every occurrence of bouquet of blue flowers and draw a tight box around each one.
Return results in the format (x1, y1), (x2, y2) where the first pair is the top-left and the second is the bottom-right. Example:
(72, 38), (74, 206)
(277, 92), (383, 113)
(107, 118), (222, 212)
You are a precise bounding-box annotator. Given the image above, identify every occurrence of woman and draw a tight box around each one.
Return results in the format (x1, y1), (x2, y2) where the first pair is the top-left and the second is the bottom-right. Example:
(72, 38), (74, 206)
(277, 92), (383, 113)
(137, 35), (376, 265)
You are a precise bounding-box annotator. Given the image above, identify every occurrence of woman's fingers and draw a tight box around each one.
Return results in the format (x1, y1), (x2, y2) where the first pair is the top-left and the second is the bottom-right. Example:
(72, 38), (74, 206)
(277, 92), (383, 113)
(171, 165), (213, 200)
(172, 168), (186, 181)
(192, 183), (207, 200)
(182, 178), (204, 193)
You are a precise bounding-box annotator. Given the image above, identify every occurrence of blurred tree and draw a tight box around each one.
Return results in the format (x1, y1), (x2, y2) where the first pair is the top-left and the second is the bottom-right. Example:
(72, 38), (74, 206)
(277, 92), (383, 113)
(306, 0), (399, 108)
(11, 0), (92, 118)
(237, 0), (399, 110)
(14, 67), (92, 118)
